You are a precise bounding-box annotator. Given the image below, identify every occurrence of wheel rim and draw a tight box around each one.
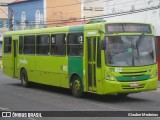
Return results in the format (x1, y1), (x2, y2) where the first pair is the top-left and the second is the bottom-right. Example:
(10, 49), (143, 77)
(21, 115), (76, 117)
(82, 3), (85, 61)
(73, 79), (81, 95)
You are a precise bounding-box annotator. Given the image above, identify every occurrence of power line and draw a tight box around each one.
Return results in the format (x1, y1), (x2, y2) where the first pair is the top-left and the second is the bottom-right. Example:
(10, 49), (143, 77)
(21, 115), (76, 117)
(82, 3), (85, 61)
(9, 0), (159, 23)
(104, 0), (159, 9)
(104, 0), (135, 7)
(42, 4), (160, 25)
(8, 0), (99, 11)
(43, 2), (160, 23)
(96, 4), (160, 19)
(4, 0), (114, 20)
(4, 0), (160, 30)
(7, 4), (160, 28)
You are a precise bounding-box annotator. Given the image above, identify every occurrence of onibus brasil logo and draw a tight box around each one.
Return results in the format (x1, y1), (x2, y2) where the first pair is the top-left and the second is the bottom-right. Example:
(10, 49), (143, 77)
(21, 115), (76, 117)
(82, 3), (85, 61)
(1, 112), (42, 118)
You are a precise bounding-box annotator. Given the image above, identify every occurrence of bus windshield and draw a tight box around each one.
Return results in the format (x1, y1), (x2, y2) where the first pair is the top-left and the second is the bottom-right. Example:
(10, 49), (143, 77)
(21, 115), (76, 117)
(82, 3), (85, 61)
(105, 35), (156, 66)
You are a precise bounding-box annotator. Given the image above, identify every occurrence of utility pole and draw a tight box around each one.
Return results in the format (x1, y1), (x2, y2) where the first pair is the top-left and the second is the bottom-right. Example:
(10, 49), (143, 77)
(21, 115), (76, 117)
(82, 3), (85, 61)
(9, 7), (13, 31)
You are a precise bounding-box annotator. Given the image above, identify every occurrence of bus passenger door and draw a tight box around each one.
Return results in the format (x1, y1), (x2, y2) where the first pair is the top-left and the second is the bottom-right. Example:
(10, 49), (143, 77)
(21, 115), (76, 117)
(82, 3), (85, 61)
(87, 37), (101, 92)
(13, 40), (18, 77)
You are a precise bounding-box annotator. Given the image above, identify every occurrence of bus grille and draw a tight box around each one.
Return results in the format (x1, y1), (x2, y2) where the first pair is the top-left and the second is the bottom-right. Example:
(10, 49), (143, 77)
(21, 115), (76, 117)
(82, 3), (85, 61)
(117, 71), (150, 82)
(120, 71), (147, 76)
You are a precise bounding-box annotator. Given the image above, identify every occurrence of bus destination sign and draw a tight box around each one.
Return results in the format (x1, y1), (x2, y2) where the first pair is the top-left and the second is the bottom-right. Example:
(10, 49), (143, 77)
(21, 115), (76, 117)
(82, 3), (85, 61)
(106, 23), (151, 34)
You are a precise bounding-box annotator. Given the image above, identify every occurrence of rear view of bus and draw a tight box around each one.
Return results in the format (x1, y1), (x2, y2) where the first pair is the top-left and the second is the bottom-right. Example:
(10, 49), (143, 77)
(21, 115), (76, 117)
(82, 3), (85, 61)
(101, 23), (158, 96)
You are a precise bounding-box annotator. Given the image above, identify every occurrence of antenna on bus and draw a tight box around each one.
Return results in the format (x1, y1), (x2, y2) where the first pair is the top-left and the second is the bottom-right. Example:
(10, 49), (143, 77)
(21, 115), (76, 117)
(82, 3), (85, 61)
(87, 18), (106, 24)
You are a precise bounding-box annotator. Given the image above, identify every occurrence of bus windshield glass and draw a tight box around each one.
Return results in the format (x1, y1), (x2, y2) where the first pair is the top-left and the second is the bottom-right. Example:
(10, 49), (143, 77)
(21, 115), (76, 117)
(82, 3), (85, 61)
(105, 35), (156, 66)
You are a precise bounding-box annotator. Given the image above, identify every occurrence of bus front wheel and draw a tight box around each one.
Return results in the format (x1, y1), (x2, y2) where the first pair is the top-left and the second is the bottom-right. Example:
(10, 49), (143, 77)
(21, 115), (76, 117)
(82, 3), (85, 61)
(71, 76), (83, 98)
(20, 69), (29, 87)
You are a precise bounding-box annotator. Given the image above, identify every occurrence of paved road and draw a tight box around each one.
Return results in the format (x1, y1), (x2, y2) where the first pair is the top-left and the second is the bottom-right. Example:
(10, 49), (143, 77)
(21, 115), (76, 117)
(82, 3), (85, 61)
(0, 69), (160, 120)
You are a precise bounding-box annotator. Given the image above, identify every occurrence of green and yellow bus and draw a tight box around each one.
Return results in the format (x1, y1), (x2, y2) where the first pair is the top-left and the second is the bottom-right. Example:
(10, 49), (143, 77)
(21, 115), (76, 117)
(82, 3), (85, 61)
(0, 42), (2, 68)
(2, 22), (158, 97)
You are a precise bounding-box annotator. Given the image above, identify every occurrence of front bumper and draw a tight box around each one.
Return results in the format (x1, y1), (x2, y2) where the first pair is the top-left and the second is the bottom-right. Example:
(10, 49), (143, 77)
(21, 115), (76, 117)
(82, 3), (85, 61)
(102, 77), (158, 95)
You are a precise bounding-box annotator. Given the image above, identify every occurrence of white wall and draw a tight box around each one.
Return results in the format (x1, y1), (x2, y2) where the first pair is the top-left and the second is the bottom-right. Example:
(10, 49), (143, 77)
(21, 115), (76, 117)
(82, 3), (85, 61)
(82, 0), (104, 18)
(104, 0), (160, 36)
(0, 0), (15, 3)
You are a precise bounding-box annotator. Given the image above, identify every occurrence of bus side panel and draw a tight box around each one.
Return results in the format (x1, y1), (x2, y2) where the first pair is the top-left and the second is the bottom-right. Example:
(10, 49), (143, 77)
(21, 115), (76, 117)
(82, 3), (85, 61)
(3, 54), (14, 78)
(33, 56), (69, 88)
(59, 56), (69, 88)
(46, 56), (68, 88)
(68, 57), (83, 89)
(12, 37), (19, 78)
(18, 55), (36, 81)
(3, 37), (14, 78)
(34, 56), (61, 86)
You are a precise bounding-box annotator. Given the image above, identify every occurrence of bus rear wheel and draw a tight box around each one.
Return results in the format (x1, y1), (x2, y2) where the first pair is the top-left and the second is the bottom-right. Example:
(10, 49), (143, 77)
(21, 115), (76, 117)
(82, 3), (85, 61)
(20, 69), (29, 87)
(71, 76), (83, 98)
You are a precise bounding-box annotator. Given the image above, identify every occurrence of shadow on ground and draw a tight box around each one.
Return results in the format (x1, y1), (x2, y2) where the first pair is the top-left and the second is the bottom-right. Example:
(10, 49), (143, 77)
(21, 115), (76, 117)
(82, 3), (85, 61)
(8, 82), (151, 104)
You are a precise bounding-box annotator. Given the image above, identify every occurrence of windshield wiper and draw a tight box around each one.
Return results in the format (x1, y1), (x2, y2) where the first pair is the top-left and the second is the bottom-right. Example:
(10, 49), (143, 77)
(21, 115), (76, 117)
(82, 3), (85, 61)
(129, 33), (145, 66)
(136, 33), (145, 47)
(136, 33), (145, 62)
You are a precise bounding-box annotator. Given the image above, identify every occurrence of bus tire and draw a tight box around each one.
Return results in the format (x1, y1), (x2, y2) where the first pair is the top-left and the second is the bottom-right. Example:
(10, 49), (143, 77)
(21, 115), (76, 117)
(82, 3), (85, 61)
(71, 76), (83, 98)
(20, 69), (29, 87)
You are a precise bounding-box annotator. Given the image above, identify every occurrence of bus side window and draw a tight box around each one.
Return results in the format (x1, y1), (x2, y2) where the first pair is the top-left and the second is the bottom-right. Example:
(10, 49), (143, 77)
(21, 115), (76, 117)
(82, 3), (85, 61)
(23, 35), (35, 54)
(68, 33), (83, 56)
(36, 35), (50, 55)
(51, 34), (66, 56)
(4, 37), (12, 54)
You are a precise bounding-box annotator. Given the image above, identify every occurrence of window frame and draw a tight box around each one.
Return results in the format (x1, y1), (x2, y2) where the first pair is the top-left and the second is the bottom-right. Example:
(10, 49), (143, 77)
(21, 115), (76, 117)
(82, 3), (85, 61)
(68, 32), (84, 57)
(50, 33), (66, 56)
(36, 34), (50, 55)
(4, 37), (12, 54)
(23, 35), (35, 55)
(19, 36), (23, 54)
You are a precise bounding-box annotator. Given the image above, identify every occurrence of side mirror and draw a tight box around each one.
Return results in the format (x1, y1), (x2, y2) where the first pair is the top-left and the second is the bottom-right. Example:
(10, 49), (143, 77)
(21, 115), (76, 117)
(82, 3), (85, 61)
(101, 39), (106, 50)
(99, 30), (107, 50)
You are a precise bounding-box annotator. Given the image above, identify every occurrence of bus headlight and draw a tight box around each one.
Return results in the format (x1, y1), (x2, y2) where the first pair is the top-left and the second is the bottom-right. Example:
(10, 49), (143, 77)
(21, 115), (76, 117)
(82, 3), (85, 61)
(151, 70), (158, 78)
(106, 73), (116, 81)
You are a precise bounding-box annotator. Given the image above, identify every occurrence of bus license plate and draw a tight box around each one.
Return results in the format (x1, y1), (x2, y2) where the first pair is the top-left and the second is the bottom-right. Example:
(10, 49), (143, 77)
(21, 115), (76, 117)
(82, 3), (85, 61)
(130, 82), (139, 87)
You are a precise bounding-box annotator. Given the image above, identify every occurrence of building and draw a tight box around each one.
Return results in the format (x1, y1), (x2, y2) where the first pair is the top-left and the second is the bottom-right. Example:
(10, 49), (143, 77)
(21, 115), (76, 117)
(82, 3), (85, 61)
(45, 0), (82, 27)
(8, 0), (82, 29)
(103, 0), (160, 35)
(0, 0), (15, 40)
(8, 0), (105, 29)
(0, 6), (8, 36)
(45, 0), (104, 27)
(104, 0), (160, 80)
(104, 0), (160, 31)
(0, 0), (15, 63)
(8, 0), (45, 30)
(83, 0), (104, 18)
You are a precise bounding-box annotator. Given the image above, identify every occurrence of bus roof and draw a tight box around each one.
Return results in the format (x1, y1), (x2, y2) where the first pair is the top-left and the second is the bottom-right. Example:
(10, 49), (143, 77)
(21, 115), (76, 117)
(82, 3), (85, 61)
(3, 22), (152, 36)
